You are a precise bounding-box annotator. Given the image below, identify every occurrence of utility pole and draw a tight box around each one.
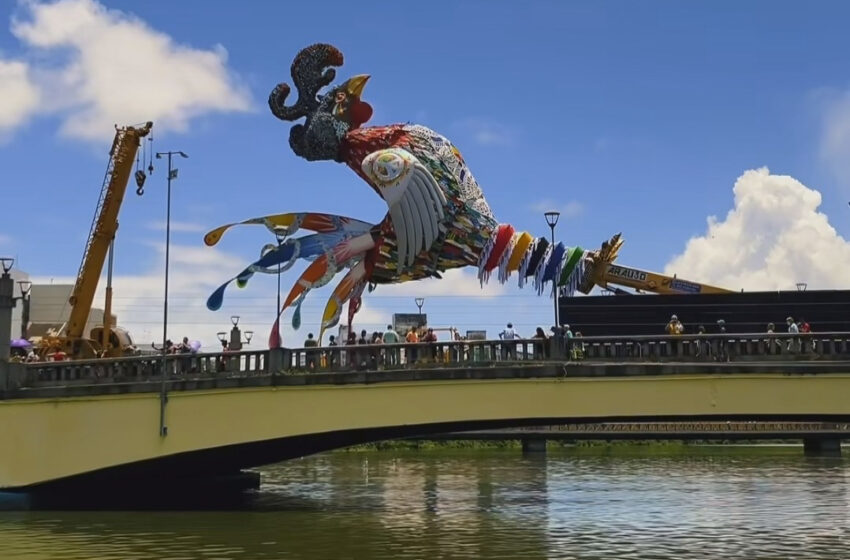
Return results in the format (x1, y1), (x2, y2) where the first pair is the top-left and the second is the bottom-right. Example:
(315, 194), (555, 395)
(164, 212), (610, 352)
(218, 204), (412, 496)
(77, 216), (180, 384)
(155, 149), (188, 437)
(544, 211), (561, 327)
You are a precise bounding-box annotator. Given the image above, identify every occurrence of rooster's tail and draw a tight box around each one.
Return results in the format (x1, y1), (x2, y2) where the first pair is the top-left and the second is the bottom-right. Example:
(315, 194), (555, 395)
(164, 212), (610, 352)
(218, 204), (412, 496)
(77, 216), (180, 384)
(475, 224), (619, 301)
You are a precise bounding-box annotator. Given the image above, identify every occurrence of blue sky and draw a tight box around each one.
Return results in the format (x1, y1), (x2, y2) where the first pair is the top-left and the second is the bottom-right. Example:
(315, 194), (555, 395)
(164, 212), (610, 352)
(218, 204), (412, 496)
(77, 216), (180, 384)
(2, 0), (850, 346)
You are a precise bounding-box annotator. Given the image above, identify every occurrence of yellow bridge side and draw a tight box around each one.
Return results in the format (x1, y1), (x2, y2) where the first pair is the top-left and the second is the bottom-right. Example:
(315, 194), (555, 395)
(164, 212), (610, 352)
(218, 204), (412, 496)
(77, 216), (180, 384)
(2, 373), (850, 488)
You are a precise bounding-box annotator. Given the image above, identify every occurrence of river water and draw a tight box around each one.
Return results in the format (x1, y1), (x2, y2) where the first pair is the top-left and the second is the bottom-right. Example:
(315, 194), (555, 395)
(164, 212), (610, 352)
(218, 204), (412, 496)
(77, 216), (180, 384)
(1, 446), (849, 559)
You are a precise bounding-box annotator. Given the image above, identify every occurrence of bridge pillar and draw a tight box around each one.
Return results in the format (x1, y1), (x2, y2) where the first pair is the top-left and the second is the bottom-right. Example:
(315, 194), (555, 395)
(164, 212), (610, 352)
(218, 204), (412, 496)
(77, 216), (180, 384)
(268, 347), (285, 374)
(803, 437), (842, 457)
(522, 438), (547, 454)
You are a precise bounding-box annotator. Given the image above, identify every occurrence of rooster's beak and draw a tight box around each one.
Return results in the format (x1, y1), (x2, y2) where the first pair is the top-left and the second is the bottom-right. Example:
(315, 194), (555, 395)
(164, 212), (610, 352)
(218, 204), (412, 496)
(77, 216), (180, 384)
(346, 74), (370, 98)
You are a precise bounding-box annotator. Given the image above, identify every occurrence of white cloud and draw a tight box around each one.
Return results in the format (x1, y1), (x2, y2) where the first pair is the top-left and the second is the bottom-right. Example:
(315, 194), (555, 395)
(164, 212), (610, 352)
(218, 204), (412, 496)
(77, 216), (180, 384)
(372, 268), (507, 298)
(0, 58), (39, 134)
(454, 118), (515, 146)
(146, 220), (208, 233)
(6, 0), (251, 140)
(530, 199), (584, 218)
(664, 167), (850, 291)
(819, 89), (850, 186)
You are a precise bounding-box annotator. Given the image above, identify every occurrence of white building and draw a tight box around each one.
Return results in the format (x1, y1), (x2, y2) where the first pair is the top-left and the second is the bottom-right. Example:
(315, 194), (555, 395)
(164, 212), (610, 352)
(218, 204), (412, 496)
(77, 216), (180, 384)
(27, 283), (109, 338)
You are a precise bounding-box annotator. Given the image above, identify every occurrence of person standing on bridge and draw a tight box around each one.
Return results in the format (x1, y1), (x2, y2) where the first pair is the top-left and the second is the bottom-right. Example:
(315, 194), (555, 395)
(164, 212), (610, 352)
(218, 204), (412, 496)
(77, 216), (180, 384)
(666, 315), (684, 357)
(786, 316), (800, 353)
(304, 333), (319, 370)
(499, 323), (519, 360)
(405, 327), (420, 365)
(326, 335), (338, 369)
(383, 324), (400, 367)
(716, 319), (729, 362)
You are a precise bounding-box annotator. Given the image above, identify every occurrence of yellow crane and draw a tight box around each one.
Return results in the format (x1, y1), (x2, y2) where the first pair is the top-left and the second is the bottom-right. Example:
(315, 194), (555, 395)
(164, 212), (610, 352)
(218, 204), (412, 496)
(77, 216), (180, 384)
(578, 233), (733, 296)
(42, 122), (153, 359)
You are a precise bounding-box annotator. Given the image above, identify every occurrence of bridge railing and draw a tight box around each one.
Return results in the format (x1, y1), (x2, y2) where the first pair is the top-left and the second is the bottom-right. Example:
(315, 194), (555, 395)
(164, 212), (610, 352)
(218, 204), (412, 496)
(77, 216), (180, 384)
(283, 332), (850, 372)
(21, 349), (268, 386)
(15, 332), (850, 389)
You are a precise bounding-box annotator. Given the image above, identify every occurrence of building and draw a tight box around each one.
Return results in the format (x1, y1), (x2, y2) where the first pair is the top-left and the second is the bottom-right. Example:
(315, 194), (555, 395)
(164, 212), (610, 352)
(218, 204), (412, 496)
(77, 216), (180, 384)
(27, 283), (110, 339)
(559, 290), (850, 336)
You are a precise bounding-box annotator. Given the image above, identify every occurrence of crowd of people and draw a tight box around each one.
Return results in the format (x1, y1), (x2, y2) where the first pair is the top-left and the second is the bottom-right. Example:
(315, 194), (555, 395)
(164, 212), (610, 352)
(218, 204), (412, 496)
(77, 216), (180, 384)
(664, 314), (815, 359)
(298, 322), (587, 369)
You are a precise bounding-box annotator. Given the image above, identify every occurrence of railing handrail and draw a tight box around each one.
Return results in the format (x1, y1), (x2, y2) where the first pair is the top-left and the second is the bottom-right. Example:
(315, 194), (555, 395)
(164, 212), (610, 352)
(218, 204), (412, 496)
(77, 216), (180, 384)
(16, 331), (850, 367)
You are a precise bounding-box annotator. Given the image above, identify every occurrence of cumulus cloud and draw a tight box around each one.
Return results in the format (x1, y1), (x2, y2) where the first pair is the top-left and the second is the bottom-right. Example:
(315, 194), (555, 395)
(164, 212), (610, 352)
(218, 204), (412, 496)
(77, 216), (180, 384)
(5, 0), (251, 140)
(0, 58), (39, 134)
(664, 167), (850, 291)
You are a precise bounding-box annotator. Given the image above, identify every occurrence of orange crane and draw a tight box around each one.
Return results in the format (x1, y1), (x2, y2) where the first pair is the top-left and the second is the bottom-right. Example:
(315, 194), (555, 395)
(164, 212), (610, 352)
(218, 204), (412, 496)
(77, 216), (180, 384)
(42, 122), (153, 358)
(578, 234), (733, 296)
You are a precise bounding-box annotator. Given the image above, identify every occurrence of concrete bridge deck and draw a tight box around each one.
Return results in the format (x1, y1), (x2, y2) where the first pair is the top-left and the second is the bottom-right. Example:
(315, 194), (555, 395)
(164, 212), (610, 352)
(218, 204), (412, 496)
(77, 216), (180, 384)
(0, 332), (849, 492)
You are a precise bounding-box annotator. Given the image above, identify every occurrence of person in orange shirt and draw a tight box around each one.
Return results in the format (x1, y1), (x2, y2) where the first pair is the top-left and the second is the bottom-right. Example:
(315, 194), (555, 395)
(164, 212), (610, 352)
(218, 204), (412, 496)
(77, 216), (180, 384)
(405, 327), (419, 365)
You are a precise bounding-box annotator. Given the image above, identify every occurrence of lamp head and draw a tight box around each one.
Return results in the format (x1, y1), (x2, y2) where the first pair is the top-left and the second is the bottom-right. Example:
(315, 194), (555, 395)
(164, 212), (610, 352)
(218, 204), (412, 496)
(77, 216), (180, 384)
(244, 330), (254, 344)
(216, 331), (227, 342)
(0, 257), (13, 274)
(18, 280), (32, 297)
(544, 211), (561, 228)
(230, 315), (240, 327)
(178, 151), (188, 159)
(155, 153), (162, 159)
(415, 297), (424, 307)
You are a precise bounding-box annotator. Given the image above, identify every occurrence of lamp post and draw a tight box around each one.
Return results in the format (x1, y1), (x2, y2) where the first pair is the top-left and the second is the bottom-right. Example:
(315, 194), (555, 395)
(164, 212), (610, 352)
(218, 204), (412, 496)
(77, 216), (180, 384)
(544, 211), (561, 327)
(228, 315), (254, 352)
(154, 149), (188, 437)
(273, 231), (287, 347)
(17, 280), (31, 339)
(0, 258), (15, 363)
(415, 297), (425, 328)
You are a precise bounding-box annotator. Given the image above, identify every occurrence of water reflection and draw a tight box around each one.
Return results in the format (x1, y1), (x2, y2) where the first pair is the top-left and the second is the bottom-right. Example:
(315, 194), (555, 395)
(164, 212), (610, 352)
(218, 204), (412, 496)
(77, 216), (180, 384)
(1, 447), (850, 559)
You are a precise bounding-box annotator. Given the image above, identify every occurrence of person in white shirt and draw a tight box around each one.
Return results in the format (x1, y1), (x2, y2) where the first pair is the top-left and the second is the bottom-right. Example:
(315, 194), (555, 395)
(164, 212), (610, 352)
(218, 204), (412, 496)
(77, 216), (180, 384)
(786, 316), (800, 352)
(499, 323), (518, 360)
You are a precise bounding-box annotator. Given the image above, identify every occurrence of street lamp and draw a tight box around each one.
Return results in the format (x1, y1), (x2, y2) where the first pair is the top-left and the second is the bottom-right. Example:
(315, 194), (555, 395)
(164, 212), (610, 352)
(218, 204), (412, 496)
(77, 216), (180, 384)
(228, 315), (253, 351)
(544, 211), (561, 327)
(0, 258), (15, 362)
(796, 282), (807, 292)
(17, 280), (31, 339)
(415, 297), (425, 328)
(154, 149), (188, 438)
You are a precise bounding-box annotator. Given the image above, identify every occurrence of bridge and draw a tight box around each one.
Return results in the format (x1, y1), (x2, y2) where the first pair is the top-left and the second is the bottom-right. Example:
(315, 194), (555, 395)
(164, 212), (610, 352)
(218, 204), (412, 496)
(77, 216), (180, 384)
(1, 331), (850, 495)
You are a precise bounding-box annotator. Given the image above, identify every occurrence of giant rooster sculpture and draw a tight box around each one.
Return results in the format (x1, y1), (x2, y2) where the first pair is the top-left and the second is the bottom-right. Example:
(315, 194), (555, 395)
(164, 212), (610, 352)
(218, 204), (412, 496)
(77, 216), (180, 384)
(205, 43), (603, 343)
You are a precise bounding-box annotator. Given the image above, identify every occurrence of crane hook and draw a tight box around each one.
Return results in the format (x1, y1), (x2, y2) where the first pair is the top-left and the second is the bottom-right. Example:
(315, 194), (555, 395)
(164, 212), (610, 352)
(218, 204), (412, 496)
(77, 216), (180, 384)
(135, 170), (146, 196)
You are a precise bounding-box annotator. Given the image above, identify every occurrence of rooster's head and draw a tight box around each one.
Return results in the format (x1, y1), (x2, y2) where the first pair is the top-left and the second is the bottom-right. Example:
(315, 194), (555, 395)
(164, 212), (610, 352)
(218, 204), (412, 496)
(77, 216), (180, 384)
(269, 44), (373, 162)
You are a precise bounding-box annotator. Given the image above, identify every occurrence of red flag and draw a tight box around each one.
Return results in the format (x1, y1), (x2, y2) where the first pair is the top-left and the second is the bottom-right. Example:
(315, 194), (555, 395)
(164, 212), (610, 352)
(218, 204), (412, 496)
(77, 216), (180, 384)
(268, 317), (282, 348)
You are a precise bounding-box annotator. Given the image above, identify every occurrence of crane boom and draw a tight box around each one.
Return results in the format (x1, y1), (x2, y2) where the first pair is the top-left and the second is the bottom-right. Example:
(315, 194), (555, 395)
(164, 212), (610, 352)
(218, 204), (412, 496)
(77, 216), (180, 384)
(64, 122), (152, 353)
(578, 233), (733, 296)
(598, 262), (733, 295)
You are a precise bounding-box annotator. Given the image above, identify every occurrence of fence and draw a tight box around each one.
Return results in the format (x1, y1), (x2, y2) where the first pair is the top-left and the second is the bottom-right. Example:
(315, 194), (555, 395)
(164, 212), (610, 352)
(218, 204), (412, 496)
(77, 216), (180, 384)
(16, 332), (850, 389)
